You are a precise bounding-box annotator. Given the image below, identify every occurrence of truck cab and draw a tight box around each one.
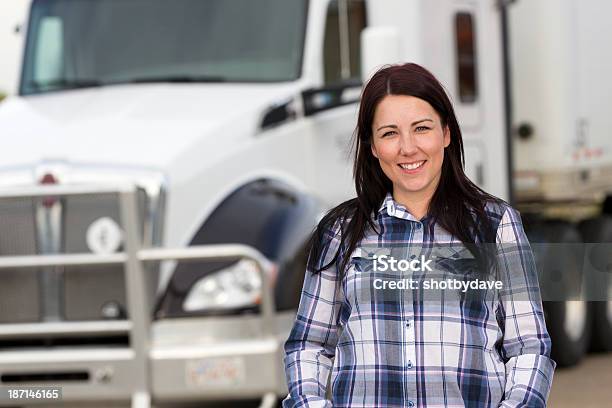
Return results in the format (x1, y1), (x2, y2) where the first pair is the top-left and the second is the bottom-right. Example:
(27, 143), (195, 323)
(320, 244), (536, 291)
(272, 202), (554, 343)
(0, 0), (511, 406)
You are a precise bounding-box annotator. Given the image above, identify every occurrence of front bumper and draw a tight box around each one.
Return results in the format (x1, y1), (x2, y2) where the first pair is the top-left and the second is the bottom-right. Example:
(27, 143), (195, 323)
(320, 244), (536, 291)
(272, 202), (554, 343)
(0, 186), (291, 407)
(0, 314), (292, 406)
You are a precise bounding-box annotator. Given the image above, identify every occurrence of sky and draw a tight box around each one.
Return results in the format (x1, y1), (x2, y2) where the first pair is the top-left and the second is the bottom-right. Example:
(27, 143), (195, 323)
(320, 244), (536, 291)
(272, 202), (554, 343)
(0, 1), (30, 94)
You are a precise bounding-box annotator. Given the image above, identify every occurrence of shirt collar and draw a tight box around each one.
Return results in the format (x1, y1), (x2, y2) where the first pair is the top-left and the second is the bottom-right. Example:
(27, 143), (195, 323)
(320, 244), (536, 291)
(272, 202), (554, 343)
(378, 192), (432, 223)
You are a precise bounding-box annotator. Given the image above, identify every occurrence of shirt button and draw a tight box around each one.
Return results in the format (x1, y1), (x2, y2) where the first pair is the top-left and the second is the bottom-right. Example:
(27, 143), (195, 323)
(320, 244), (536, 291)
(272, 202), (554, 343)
(408, 401), (415, 407)
(407, 361), (413, 369)
(405, 320), (412, 328)
(415, 223), (422, 230)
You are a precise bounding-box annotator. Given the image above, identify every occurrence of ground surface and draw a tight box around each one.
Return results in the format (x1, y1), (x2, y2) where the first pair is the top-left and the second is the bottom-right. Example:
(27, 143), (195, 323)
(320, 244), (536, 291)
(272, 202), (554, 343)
(548, 353), (612, 407)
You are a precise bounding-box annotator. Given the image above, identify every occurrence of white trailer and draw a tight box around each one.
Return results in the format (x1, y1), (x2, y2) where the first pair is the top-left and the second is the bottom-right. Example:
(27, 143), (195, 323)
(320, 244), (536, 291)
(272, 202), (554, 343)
(509, 0), (612, 366)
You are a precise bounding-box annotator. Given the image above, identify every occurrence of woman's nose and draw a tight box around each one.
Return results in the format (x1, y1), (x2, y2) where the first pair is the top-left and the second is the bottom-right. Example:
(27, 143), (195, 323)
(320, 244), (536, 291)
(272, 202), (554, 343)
(399, 132), (418, 155)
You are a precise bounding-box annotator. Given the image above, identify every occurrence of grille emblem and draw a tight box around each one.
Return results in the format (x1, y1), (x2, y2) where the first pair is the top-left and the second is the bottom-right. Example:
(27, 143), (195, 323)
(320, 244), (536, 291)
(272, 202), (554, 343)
(86, 217), (123, 254)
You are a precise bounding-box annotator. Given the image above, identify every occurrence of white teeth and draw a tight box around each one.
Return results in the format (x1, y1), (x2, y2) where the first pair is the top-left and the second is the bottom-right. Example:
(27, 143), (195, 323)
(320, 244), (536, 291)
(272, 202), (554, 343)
(399, 161), (425, 170)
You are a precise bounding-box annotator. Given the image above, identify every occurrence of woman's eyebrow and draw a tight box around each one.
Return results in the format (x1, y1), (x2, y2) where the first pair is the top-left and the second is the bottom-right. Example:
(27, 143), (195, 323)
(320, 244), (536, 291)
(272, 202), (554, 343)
(376, 118), (434, 132)
(411, 118), (434, 126)
(376, 124), (398, 132)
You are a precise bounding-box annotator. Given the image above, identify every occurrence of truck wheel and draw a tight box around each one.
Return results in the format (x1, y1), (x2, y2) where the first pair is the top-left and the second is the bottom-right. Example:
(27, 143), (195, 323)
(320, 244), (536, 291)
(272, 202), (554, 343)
(592, 299), (612, 351)
(525, 220), (592, 367)
(545, 300), (592, 366)
(578, 216), (612, 352)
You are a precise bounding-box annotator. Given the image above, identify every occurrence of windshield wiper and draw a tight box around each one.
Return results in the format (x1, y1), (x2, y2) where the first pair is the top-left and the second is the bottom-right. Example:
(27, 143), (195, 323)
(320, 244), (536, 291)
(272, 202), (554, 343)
(127, 75), (227, 84)
(30, 79), (103, 90)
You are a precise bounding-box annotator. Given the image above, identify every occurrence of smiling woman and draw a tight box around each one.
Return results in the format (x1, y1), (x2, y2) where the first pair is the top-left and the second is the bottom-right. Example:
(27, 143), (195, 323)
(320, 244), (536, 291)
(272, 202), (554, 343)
(282, 63), (556, 408)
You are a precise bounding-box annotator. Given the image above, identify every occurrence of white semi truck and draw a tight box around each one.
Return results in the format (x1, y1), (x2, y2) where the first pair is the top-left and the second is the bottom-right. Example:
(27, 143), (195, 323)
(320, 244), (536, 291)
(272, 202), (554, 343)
(0, 0), (609, 406)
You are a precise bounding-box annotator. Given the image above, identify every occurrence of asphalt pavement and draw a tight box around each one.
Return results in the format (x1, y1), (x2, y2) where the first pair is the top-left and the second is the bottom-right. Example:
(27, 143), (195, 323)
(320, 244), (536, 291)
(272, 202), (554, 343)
(548, 353), (612, 407)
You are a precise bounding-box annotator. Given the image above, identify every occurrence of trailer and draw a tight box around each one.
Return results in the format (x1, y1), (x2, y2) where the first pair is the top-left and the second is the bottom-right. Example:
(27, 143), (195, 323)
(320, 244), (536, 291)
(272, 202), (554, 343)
(509, 0), (612, 366)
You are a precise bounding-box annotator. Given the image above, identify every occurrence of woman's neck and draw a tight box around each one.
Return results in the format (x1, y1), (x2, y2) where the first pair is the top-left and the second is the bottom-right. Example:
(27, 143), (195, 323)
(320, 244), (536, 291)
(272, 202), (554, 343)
(392, 191), (432, 220)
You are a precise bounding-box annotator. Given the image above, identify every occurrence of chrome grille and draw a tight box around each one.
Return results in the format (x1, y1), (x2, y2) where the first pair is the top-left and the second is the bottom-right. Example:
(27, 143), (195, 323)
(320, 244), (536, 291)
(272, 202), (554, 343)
(63, 265), (127, 321)
(0, 190), (149, 324)
(0, 197), (40, 323)
(63, 193), (123, 253)
(0, 269), (40, 323)
(0, 197), (38, 255)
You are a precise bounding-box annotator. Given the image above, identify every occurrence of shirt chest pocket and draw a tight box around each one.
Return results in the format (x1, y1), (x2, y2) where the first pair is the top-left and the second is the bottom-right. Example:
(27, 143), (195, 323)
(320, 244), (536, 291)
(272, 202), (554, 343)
(343, 247), (405, 308)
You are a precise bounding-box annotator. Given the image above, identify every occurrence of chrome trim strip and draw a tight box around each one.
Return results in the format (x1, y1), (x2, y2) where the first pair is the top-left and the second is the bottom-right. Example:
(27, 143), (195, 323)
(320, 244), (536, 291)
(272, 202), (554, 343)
(0, 253), (127, 268)
(0, 184), (136, 197)
(36, 198), (64, 322)
(0, 320), (132, 339)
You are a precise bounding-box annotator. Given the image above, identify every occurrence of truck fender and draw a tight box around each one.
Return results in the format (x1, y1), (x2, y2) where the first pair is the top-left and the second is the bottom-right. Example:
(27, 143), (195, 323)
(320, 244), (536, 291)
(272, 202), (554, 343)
(155, 179), (321, 317)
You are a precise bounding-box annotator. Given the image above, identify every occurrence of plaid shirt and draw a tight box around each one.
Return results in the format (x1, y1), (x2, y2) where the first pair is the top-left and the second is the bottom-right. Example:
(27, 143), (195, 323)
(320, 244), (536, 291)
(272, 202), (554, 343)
(282, 193), (556, 408)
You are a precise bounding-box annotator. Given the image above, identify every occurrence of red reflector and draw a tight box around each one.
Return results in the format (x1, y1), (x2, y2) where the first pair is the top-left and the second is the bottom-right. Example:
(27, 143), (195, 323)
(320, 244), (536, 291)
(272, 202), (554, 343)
(40, 173), (57, 185)
(39, 173), (58, 208)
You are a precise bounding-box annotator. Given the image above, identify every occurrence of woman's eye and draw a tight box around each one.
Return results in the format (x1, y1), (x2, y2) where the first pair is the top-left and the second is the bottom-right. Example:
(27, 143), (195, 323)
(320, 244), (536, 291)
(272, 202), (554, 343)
(382, 131), (395, 137)
(415, 126), (430, 132)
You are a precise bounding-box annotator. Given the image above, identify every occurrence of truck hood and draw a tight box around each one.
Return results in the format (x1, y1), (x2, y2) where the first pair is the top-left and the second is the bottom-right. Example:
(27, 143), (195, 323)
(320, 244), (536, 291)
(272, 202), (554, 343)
(0, 83), (300, 170)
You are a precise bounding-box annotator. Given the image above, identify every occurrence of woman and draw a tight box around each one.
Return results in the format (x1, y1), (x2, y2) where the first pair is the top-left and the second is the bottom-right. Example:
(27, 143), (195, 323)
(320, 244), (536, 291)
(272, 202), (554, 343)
(282, 63), (556, 407)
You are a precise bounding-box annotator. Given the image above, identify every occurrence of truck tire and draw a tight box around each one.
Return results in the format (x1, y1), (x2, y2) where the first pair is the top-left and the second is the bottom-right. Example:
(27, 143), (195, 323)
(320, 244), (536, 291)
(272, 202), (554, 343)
(578, 216), (612, 352)
(524, 220), (592, 367)
(544, 300), (592, 367)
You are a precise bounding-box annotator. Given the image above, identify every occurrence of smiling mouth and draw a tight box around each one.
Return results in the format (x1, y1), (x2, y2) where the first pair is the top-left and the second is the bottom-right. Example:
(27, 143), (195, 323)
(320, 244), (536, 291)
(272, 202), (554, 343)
(398, 161), (426, 170)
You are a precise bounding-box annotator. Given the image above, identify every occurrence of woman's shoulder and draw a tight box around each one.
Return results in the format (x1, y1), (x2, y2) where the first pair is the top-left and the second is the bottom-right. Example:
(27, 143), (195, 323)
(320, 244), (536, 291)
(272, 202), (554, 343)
(462, 194), (519, 241)
(480, 195), (517, 225)
(479, 197), (528, 243)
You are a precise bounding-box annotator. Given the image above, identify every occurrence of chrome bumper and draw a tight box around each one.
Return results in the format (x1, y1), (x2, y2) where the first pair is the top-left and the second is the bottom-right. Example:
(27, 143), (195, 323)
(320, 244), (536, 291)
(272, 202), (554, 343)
(0, 186), (289, 407)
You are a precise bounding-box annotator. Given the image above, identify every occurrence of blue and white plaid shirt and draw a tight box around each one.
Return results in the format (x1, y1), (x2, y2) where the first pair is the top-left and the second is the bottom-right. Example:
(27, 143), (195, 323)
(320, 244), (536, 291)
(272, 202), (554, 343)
(283, 193), (556, 407)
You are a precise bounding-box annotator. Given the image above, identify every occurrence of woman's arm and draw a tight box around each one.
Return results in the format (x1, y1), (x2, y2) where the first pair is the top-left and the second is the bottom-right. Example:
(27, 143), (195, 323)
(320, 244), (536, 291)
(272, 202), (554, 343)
(282, 224), (345, 408)
(496, 207), (557, 407)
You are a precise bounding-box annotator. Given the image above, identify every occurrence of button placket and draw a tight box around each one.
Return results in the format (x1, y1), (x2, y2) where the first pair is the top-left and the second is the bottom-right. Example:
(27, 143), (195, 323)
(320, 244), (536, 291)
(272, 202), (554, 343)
(400, 276), (418, 406)
(404, 317), (416, 368)
(404, 224), (418, 378)
(405, 222), (423, 270)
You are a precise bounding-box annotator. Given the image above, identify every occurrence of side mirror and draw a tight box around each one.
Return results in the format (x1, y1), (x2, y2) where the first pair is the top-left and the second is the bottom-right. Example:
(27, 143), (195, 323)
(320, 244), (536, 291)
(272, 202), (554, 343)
(360, 26), (402, 83)
(302, 79), (361, 117)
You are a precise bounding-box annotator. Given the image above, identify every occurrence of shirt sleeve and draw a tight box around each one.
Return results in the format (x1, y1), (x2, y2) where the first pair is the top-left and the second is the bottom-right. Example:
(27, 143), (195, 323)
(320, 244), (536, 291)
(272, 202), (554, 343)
(282, 222), (345, 408)
(495, 206), (557, 407)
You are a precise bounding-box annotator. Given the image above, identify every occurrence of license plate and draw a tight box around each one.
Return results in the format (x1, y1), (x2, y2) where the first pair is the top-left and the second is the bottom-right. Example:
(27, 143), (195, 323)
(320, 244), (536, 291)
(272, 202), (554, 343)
(186, 357), (246, 387)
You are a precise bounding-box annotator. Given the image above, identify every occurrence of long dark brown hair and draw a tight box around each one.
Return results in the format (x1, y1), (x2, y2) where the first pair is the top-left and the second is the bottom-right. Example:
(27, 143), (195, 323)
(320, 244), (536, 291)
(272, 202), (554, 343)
(308, 63), (502, 277)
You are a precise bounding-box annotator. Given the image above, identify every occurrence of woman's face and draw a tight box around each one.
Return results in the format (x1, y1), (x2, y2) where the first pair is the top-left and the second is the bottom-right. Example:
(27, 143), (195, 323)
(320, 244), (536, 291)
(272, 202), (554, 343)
(371, 94), (450, 208)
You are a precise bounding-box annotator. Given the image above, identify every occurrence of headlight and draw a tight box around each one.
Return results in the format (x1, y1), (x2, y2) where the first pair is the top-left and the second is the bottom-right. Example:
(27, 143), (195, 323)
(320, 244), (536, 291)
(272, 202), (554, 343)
(183, 259), (262, 312)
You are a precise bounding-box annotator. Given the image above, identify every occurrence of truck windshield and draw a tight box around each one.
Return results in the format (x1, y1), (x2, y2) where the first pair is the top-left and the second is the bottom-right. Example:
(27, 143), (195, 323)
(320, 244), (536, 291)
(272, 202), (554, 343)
(20, 0), (308, 95)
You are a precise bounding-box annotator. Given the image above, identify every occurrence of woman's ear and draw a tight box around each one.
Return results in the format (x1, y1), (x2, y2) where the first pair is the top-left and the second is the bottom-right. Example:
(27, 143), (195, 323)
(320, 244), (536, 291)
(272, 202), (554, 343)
(371, 143), (379, 159)
(443, 125), (451, 148)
